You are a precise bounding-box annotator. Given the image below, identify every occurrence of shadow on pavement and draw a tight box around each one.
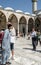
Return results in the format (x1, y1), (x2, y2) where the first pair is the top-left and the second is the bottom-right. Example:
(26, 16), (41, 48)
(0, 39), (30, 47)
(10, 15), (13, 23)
(23, 48), (41, 53)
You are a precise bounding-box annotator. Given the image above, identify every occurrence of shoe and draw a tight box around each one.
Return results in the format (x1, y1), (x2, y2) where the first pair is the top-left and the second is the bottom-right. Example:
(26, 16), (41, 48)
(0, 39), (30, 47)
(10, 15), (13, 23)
(6, 62), (11, 64)
(32, 48), (36, 51)
(1, 64), (6, 65)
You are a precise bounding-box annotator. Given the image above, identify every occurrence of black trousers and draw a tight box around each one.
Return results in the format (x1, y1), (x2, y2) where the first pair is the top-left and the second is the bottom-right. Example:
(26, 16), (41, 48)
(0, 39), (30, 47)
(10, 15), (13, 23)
(32, 37), (37, 50)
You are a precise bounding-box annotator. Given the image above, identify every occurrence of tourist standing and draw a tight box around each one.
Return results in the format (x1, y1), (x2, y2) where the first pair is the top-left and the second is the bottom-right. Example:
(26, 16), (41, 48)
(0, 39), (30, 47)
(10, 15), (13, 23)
(31, 28), (37, 51)
(38, 33), (41, 45)
(9, 24), (16, 60)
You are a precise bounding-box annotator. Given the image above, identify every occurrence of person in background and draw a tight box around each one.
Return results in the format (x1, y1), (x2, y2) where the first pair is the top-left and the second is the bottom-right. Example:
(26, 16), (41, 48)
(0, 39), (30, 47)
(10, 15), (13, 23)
(9, 24), (16, 60)
(37, 30), (41, 45)
(38, 33), (41, 45)
(0, 29), (4, 44)
(16, 29), (18, 36)
(31, 28), (37, 51)
(23, 27), (26, 37)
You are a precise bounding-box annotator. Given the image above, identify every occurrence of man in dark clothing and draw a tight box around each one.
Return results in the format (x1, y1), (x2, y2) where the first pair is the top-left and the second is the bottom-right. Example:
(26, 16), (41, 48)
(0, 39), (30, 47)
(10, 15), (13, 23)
(31, 28), (37, 51)
(23, 27), (25, 37)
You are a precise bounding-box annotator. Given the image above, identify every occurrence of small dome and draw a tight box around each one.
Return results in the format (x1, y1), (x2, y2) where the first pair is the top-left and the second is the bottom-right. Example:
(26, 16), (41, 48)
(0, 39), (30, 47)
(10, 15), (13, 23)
(4, 7), (14, 11)
(16, 10), (23, 13)
(25, 12), (30, 15)
(38, 11), (41, 15)
(31, 14), (36, 16)
(0, 5), (3, 9)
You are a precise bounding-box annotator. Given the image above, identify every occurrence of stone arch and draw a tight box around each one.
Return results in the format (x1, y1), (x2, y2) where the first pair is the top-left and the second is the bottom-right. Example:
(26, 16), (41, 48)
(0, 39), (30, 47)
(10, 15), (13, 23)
(35, 17), (41, 32)
(8, 14), (18, 31)
(19, 16), (27, 34)
(0, 11), (6, 30)
(28, 18), (34, 33)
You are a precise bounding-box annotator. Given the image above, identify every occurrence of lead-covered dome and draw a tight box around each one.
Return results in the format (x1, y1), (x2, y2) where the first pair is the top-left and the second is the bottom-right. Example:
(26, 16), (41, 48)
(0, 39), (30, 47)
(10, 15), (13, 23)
(38, 11), (41, 15)
(4, 7), (14, 11)
(25, 12), (30, 15)
(0, 5), (3, 9)
(16, 10), (23, 13)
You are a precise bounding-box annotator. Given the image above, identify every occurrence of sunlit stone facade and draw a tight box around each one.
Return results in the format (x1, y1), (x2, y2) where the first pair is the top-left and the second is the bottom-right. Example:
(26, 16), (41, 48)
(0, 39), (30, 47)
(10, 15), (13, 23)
(0, 7), (41, 36)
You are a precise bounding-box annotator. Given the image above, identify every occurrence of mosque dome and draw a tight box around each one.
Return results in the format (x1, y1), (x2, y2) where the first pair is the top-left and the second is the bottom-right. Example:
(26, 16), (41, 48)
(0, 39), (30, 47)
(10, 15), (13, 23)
(38, 11), (41, 15)
(31, 14), (36, 16)
(25, 12), (30, 15)
(4, 7), (14, 11)
(0, 5), (3, 9)
(16, 10), (23, 13)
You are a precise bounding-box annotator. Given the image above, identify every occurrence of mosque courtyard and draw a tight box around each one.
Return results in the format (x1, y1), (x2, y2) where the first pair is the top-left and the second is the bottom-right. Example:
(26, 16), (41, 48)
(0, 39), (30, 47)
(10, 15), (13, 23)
(0, 0), (41, 65)
(9, 36), (41, 65)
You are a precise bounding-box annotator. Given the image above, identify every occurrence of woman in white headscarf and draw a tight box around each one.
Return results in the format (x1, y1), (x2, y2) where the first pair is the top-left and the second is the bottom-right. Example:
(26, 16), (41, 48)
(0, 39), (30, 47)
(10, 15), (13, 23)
(2, 24), (11, 65)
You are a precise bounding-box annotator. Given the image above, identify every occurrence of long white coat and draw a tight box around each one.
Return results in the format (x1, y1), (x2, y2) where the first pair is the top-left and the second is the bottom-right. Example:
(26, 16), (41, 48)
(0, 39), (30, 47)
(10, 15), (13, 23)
(2, 29), (10, 50)
(2, 29), (10, 64)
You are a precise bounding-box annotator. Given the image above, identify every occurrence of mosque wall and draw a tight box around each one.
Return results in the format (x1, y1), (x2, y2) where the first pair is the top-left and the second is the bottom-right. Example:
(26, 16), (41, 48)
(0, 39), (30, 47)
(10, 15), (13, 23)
(0, 9), (35, 36)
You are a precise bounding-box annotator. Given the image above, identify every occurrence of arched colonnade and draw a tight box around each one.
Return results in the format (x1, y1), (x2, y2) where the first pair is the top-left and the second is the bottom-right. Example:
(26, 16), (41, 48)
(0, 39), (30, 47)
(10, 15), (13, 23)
(0, 11), (41, 36)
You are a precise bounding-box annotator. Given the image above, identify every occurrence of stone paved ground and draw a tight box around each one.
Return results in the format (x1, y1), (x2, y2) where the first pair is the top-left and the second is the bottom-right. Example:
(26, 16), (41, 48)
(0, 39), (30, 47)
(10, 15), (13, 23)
(9, 36), (41, 65)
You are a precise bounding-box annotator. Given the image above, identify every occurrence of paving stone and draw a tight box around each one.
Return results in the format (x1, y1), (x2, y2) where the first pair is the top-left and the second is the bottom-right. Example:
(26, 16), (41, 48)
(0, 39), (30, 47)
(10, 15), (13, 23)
(8, 37), (41, 65)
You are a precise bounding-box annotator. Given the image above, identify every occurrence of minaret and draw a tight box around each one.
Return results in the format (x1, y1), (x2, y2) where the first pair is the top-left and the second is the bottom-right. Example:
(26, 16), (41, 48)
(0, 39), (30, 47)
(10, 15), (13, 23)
(32, 0), (38, 14)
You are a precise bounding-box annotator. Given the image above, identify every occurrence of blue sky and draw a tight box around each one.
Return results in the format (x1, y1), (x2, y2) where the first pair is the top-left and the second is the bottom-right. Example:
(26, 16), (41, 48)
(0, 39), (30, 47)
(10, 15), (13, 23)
(0, 0), (41, 13)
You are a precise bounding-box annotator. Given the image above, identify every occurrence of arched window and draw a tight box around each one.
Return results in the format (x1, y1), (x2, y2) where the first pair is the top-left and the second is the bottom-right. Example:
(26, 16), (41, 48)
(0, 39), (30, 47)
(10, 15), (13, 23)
(8, 14), (18, 30)
(35, 17), (41, 32)
(0, 11), (6, 30)
(28, 18), (34, 33)
(19, 16), (27, 34)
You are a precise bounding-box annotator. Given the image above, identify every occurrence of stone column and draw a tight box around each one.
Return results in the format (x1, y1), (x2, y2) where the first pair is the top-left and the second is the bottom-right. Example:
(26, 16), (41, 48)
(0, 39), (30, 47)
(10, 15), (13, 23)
(6, 12), (9, 29)
(26, 24), (28, 35)
(18, 19), (20, 37)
